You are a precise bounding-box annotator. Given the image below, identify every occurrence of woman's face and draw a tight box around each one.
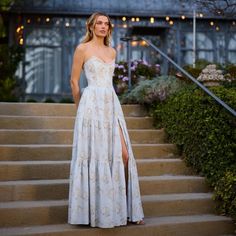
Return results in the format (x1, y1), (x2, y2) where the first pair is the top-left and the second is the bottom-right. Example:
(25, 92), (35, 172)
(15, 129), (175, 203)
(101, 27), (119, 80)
(92, 15), (110, 38)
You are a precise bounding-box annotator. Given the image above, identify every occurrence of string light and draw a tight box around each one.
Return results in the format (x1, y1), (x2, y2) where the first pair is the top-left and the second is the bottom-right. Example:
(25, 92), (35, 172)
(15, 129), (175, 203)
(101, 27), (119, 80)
(136, 17), (140, 22)
(123, 24), (127, 28)
(150, 17), (154, 23)
(199, 13), (204, 18)
(122, 16), (126, 21)
(232, 21), (236, 26)
(166, 16), (170, 21)
(65, 22), (70, 27)
(46, 17), (50, 22)
(216, 26), (220, 31)
(131, 17), (135, 22)
(181, 15), (186, 20)
(169, 20), (174, 25)
(19, 38), (23, 45)
(210, 21), (214, 26)
(140, 40), (147, 46)
(131, 41), (138, 46)
(27, 19), (31, 24)
(16, 26), (21, 33)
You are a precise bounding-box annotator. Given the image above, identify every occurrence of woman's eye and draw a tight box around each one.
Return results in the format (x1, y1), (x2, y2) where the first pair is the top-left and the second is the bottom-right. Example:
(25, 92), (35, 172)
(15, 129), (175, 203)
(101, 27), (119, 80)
(96, 21), (109, 26)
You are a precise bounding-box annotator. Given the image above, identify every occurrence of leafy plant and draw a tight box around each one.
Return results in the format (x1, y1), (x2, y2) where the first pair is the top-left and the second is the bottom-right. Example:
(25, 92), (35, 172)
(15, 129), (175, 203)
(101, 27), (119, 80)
(60, 97), (73, 103)
(113, 59), (160, 95)
(152, 85), (236, 219)
(0, 45), (25, 102)
(121, 76), (184, 106)
(44, 97), (55, 103)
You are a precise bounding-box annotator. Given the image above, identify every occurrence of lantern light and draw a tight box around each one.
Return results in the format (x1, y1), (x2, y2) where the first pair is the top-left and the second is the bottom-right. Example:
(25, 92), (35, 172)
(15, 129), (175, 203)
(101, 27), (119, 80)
(19, 38), (23, 45)
(16, 27), (21, 33)
(150, 17), (154, 23)
(140, 40), (147, 46)
(122, 16), (126, 21)
(131, 41), (138, 47)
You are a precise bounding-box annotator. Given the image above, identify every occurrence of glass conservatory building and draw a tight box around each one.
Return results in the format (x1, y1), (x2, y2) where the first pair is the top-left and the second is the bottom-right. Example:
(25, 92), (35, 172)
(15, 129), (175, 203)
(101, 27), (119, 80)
(4, 0), (236, 99)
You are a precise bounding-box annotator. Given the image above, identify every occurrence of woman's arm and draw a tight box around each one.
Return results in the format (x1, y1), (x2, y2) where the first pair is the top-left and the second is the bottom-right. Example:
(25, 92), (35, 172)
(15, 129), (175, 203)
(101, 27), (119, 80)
(70, 44), (85, 109)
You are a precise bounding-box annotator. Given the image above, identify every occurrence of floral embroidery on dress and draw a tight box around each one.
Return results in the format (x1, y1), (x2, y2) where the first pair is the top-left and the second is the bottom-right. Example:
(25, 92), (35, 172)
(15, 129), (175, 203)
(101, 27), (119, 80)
(68, 57), (144, 228)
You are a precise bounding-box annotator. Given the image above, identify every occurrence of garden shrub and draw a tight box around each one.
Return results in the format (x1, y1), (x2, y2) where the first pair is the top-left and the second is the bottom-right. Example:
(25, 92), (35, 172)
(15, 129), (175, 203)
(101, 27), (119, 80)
(44, 97), (55, 103)
(121, 75), (185, 106)
(59, 97), (73, 103)
(0, 45), (25, 102)
(152, 85), (236, 219)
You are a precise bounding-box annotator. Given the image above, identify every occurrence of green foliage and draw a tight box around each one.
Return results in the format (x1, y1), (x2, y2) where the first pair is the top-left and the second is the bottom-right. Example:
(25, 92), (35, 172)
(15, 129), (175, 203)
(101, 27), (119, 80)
(225, 64), (236, 79)
(121, 76), (184, 106)
(213, 168), (236, 217)
(0, 0), (17, 38)
(113, 60), (160, 95)
(152, 86), (236, 219)
(44, 97), (55, 103)
(181, 59), (211, 82)
(59, 97), (73, 103)
(26, 98), (37, 103)
(0, 45), (25, 102)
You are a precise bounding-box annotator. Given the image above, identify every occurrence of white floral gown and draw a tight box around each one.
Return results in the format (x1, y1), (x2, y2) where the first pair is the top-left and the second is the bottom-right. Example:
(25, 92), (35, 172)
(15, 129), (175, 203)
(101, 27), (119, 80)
(68, 56), (144, 228)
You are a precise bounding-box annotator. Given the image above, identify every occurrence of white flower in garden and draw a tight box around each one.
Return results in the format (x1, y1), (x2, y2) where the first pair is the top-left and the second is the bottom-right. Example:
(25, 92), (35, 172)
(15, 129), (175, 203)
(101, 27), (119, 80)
(197, 64), (225, 83)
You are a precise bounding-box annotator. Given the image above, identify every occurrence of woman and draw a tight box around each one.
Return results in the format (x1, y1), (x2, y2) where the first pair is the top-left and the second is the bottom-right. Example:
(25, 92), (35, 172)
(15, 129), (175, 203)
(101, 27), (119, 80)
(68, 12), (144, 228)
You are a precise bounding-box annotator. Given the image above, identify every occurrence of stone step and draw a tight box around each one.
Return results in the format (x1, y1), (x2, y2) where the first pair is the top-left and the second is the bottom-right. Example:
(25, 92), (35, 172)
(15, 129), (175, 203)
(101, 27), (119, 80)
(0, 129), (167, 144)
(0, 116), (154, 130)
(0, 176), (209, 202)
(0, 103), (148, 117)
(0, 193), (215, 227)
(0, 215), (235, 236)
(0, 159), (192, 181)
(0, 144), (178, 161)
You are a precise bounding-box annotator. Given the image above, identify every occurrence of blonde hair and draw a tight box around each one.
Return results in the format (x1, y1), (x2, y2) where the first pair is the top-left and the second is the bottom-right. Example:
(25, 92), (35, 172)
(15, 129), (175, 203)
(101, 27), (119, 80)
(82, 12), (113, 46)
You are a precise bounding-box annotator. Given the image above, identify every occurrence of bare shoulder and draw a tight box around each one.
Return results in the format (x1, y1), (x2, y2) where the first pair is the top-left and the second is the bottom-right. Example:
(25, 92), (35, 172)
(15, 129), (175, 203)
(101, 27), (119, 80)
(108, 47), (116, 59)
(75, 43), (87, 55)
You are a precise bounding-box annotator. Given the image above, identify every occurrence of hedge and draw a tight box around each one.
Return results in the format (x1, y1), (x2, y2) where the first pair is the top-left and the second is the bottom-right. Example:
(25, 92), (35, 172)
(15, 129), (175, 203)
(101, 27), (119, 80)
(152, 85), (236, 218)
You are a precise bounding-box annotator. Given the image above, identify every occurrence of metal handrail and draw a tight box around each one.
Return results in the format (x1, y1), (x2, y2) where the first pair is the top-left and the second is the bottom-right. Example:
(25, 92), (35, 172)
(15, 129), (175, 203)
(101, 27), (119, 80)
(140, 37), (236, 117)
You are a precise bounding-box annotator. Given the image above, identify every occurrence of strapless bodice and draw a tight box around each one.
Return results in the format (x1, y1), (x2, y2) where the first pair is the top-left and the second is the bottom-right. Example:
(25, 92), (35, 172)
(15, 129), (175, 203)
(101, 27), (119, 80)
(83, 56), (115, 88)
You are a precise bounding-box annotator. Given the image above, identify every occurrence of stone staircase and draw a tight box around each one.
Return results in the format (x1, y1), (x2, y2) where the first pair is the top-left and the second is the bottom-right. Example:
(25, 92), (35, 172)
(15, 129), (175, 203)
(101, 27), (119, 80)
(0, 102), (235, 236)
